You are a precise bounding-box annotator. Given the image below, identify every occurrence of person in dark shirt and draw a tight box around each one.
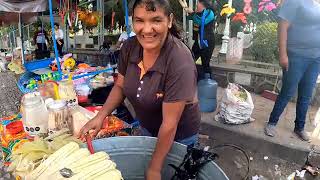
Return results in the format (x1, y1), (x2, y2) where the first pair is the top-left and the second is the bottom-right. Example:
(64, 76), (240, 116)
(80, 0), (200, 179)
(181, 0), (216, 79)
(33, 26), (49, 51)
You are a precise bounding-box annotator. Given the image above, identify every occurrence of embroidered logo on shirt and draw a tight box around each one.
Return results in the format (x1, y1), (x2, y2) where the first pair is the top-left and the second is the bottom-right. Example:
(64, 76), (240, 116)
(156, 93), (164, 99)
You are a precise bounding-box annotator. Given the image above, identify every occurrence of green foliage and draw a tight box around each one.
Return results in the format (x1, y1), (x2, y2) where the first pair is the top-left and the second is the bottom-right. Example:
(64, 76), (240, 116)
(103, 0), (183, 30)
(230, 21), (243, 38)
(250, 22), (279, 63)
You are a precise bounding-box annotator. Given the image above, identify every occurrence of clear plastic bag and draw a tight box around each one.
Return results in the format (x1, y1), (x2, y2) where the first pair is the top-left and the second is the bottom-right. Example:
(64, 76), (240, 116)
(216, 83), (254, 125)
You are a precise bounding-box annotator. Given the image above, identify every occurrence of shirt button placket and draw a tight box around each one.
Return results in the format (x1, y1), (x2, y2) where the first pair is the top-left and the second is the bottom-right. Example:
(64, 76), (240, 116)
(137, 81), (143, 98)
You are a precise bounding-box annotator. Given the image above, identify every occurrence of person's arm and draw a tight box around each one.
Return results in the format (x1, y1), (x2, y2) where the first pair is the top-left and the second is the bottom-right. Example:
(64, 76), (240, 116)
(95, 76), (125, 120)
(147, 49), (197, 179)
(96, 39), (130, 117)
(278, 20), (290, 70)
(80, 41), (130, 137)
(178, 0), (194, 14)
(147, 102), (186, 179)
(277, 0), (299, 70)
(79, 75), (125, 138)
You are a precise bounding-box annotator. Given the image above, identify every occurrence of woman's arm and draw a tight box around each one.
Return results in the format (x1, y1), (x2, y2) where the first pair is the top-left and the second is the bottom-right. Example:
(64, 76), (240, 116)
(95, 74), (125, 120)
(147, 101), (186, 180)
(79, 75), (125, 137)
(278, 19), (290, 71)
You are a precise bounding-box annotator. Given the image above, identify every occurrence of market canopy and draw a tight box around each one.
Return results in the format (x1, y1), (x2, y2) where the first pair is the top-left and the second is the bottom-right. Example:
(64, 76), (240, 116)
(0, 12), (38, 25)
(0, 0), (51, 25)
(0, 0), (47, 13)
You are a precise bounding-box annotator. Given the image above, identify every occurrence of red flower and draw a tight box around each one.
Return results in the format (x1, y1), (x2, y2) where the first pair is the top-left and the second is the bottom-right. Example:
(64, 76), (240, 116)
(232, 13), (247, 24)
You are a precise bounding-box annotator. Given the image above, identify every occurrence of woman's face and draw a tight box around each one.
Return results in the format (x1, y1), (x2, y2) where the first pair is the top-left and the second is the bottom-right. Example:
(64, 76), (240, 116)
(54, 25), (58, 30)
(133, 5), (173, 51)
(196, 2), (205, 12)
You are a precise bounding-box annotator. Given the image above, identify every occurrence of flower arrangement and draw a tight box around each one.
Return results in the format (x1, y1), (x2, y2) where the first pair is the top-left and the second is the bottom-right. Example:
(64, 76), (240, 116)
(230, 13), (247, 37)
(220, 4), (236, 17)
(232, 13), (247, 24)
(258, 0), (278, 12)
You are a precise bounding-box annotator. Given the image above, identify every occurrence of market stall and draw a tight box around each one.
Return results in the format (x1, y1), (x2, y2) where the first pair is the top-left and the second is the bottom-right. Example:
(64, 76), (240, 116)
(0, 1), (232, 179)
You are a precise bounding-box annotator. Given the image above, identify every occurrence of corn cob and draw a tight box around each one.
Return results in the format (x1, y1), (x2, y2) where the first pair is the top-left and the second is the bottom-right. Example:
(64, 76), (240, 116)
(37, 148), (91, 179)
(85, 161), (116, 180)
(66, 151), (109, 174)
(26, 142), (79, 180)
(68, 159), (115, 180)
(80, 160), (116, 180)
(95, 169), (123, 180)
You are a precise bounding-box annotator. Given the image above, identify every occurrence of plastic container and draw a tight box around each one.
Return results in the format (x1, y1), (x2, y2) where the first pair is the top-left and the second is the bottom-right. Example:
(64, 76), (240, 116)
(47, 100), (71, 134)
(198, 73), (218, 112)
(21, 93), (48, 136)
(90, 136), (229, 180)
(58, 79), (78, 107)
(24, 58), (53, 72)
(17, 72), (40, 94)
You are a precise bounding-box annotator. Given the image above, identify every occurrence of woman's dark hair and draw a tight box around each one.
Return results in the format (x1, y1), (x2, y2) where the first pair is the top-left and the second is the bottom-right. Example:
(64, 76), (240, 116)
(198, 0), (215, 11)
(132, 0), (182, 39)
(54, 23), (59, 27)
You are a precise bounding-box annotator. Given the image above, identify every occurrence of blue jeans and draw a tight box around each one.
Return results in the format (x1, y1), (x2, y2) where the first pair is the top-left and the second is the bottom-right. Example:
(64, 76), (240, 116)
(139, 127), (199, 147)
(268, 53), (320, 131)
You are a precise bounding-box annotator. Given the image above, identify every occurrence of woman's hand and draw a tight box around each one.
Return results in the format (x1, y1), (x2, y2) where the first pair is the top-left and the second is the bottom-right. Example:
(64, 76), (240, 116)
(79, 115), (104, 139)
(279, 54), (289, 71)
(178, 0), (188, 8)
(146, 167), (161, 180)
(184, 7), (194, 14)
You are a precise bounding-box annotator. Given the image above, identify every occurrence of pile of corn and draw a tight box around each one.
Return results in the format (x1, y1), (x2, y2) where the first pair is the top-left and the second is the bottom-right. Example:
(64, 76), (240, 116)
(26, 142), (123, 180)
(7, 129), (81, 177)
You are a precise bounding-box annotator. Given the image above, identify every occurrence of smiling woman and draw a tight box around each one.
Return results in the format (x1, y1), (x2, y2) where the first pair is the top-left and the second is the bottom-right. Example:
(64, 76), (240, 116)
(132, 0), (181, 52)
(79, 0), (200, 180)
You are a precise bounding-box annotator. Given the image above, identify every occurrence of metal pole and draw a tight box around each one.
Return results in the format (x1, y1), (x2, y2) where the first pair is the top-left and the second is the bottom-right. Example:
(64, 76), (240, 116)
(188, 0), (193, 48)
(123, 0), (130, 35)
(183, 9), (186, 32)
(48, 0), (62, 75)
(101, 0), (104, 46)
(66, 21), (69, 51)
(219, 0), (233, 54)
(97, 0), (104, 48)
(18, 13), (26, 65)
(13, 31), (16, 48)
(27, 25), (30, 49)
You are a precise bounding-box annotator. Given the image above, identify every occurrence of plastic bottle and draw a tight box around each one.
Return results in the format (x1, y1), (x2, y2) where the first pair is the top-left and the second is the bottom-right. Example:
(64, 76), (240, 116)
(197, 73), (218, 112)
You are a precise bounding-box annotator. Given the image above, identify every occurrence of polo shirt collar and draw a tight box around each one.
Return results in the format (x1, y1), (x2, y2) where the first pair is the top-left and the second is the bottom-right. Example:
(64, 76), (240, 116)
(129, 33), (174, 74)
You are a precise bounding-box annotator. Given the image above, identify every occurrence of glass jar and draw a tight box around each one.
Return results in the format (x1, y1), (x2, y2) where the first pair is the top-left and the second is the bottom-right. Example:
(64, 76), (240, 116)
(58, 79), (78, 107)
(21, 93), (48, 136)
(47, 100), (72, 134)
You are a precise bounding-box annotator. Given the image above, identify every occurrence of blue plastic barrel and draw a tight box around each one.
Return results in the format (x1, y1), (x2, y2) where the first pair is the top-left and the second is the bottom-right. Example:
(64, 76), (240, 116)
(198, 73), (218, 112)
(91, 136), (229, 180)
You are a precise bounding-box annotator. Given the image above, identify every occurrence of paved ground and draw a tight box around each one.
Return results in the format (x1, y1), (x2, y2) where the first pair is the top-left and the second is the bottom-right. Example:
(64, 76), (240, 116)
(200, 87), (319, 179)
(0, 72), (22, 117)
(207, 87), (317, 153)
(0, 72), (21, 179)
